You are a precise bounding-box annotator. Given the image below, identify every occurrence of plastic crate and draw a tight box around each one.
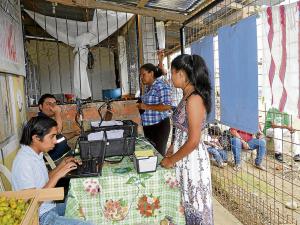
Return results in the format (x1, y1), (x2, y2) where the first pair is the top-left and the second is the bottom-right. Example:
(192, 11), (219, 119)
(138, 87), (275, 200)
(81, 120), (137, 158)
(0, 188), (64, 225)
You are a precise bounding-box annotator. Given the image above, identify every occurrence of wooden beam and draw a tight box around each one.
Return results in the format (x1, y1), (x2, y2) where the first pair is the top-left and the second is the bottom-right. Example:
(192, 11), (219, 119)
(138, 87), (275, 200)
(47, 0), (187, 22)
(137, 0), (148, 8)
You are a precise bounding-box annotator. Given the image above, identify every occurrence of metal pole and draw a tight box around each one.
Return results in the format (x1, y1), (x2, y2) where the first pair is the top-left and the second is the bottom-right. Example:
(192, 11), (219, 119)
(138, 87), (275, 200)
(180, 26), (186, 54)
(54, 12), (63, 96)
(65, 17), (73, 95)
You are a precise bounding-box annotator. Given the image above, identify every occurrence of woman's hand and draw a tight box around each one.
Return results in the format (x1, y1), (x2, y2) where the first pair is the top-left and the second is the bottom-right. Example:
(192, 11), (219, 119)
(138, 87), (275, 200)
(55, 161), (78, 179)
(165, 144), (174, 157)
(57, 156), (81, 169)
(160, 157), (174, 169)
(136, 103), (148, 110)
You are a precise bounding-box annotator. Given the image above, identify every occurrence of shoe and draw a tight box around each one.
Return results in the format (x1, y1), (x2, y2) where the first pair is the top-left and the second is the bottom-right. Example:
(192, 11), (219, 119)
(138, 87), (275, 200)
(275, 153), (283, 162)
(218, 162), (227, 168)
(233, 164), (241, 171)
(293, 154), (300, 162)
(255, 164), (266, 171)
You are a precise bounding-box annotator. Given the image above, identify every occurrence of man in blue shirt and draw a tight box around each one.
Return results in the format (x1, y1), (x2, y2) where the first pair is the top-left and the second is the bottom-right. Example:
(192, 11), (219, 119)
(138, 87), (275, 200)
(37, 94), (79, 161)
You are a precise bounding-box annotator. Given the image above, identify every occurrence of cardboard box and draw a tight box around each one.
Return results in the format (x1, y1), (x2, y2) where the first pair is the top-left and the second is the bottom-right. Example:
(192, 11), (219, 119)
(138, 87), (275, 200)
(133, 155), (158, 173)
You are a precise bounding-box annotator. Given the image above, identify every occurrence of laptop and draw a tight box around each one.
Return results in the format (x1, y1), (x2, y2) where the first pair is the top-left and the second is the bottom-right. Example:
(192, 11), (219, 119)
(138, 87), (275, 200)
(65, 158), (103, 178)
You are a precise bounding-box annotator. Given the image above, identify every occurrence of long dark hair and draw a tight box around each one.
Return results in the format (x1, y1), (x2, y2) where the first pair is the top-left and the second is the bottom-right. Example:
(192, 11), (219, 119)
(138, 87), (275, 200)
(140, 63), (163, 78)
(20, 116), (57, 145)
(171, 54), (212, 114)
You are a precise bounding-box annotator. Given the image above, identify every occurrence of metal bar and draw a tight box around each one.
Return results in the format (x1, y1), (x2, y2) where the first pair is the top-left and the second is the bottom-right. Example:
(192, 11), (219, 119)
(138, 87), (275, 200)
(180, 26), (186, 54)
(65, 16), (73, 95)
(76, 20), (82, 99)
(96, 9), (103, 100)
(116, 10), (120, 89)
(105, 10), (112, 91)
(86, 8), (93, 101)
(54, 13), (63, 96)
(153, 17), (159, 51)
(135, 15), (142, 94)
(43, 14), (52, 94)
(125, 13), (131, 94)
(33, 0), (41, 98)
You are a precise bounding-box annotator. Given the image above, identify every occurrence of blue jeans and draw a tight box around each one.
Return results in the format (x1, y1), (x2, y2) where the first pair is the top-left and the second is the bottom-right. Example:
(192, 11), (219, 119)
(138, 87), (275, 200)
(40, 202), (93, 225)
(231, 137), (266, 166)
(207, 147), (228, 165)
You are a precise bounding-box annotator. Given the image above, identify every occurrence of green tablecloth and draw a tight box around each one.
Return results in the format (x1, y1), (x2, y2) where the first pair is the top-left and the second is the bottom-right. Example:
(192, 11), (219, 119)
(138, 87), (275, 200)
(65, 137), (185, 225)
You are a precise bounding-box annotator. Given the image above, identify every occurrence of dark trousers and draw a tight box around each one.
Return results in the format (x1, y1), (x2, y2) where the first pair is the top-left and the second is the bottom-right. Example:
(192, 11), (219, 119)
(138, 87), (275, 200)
(143, 117), (170, 156)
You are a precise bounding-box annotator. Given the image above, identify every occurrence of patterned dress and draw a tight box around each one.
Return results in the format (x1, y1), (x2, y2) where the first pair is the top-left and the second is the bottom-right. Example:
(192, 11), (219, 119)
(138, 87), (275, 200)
(172, 95), (214, 225)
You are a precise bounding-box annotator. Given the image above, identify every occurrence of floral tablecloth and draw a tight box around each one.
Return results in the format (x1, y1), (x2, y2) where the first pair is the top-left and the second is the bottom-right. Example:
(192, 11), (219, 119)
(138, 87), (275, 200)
(65, 137), (185, 225)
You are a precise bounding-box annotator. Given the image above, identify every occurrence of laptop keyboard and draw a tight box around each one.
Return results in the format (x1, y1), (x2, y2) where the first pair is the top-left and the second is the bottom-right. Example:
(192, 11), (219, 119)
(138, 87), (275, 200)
(78, 159), (99, 174)
(67, 158), (101, 177)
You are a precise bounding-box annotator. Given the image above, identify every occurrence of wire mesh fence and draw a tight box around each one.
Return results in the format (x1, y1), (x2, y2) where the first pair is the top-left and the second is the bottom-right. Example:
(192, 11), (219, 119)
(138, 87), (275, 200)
(180, 0), (300, 224)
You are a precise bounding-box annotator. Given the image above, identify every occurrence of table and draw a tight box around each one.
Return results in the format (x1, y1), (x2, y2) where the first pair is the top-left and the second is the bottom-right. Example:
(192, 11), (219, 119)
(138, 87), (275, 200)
(65, 137), (186, 225)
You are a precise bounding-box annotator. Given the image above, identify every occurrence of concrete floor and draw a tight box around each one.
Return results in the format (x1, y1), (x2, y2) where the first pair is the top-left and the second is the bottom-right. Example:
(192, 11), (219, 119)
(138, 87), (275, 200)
(213, 198), (242, 225)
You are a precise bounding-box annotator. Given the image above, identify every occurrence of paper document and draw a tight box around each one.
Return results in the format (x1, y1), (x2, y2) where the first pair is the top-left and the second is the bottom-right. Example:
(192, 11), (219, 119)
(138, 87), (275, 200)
(87, 129), (124, 141)
(91, 120), (123, 128)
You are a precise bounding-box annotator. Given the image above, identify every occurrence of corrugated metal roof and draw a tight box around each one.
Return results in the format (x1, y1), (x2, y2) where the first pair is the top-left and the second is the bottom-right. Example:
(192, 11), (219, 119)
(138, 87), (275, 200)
(146, 0), (204, 12)
(95, 0), (205, 13)
(96, 0), (139, 5)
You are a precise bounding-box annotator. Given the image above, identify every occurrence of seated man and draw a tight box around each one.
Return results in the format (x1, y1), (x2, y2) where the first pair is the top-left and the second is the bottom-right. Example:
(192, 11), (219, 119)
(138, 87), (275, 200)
(38, 94), (79, 161)
(230, 127), (266, 171)
(263, 107), (300, 162)
(11, 116), (93, 225)
(204, 125), (228, 168)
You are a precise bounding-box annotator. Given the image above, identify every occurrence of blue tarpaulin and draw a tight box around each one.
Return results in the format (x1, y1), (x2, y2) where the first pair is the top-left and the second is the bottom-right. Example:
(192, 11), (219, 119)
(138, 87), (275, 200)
(218, 15), (258, 133)
(191, 35), (215, 123)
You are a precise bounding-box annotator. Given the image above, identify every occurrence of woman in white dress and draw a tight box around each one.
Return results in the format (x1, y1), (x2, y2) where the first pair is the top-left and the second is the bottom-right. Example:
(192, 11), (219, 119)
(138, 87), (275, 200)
(161, 54), (213, 225)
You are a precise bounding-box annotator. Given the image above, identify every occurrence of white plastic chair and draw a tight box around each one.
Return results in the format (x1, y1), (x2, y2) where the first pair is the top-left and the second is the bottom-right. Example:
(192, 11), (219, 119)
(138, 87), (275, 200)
(0, 164), (12, 192)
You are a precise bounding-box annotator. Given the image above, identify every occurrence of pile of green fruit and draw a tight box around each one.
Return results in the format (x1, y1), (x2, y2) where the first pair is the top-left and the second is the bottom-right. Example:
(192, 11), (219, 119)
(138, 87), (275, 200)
(0, 196), (30, 225)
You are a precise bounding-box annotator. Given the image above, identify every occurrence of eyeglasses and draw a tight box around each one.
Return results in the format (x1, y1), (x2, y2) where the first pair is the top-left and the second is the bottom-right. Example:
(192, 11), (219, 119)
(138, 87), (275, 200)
(44, 101), (57, 107)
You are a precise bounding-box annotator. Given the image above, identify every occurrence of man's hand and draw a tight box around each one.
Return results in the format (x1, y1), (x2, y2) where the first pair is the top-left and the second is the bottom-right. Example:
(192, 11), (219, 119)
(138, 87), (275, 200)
(157, 50), (165, 62)
(256, 132), (264, 139)
(51, 105), (62, 115)
(241, 140), (250, 149)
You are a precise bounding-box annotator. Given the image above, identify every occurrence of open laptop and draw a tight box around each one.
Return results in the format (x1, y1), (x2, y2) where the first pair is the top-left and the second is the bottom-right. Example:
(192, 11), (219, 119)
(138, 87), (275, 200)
(65, 158), (103, 178)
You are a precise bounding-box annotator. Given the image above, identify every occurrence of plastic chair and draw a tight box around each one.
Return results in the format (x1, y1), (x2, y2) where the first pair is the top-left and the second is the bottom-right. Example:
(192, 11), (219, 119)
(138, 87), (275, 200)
(0, 164), (12, 192)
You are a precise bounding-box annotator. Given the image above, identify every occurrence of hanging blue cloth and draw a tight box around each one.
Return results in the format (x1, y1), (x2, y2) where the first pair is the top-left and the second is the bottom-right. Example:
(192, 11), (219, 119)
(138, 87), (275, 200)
(218, 15), (258, 133)
(191, 35), (215, 123)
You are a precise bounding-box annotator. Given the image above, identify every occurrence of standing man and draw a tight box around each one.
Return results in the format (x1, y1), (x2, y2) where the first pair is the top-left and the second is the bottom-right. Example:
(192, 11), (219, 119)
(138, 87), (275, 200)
(38, 94), (79, 161)
(263, 107), (300, 162)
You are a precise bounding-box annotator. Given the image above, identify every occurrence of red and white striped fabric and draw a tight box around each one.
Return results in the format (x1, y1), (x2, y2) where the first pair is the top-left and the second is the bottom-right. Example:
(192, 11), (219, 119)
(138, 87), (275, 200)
(261, 2), (300, 118)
